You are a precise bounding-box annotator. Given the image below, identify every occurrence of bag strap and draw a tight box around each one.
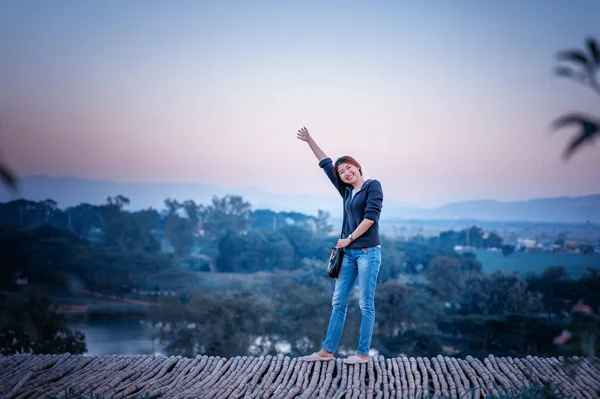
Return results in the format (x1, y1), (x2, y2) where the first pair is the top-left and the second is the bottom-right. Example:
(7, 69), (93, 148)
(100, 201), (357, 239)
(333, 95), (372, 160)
(339, 196), (348, 239)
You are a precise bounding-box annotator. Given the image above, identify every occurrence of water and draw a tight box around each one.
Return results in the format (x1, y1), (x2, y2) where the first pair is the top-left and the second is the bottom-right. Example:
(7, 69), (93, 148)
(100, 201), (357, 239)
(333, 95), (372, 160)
(475, 249), (600, 278)
(68, 318), (165, 356)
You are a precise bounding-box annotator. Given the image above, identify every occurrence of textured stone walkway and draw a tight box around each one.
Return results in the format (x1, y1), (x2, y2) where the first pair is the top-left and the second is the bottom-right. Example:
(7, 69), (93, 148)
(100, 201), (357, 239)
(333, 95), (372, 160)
(0, 354), (599, 398)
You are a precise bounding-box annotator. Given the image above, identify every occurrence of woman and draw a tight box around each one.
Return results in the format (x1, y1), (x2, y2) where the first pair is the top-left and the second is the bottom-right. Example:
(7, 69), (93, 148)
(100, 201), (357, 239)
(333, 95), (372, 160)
(296, 126), (383, 365)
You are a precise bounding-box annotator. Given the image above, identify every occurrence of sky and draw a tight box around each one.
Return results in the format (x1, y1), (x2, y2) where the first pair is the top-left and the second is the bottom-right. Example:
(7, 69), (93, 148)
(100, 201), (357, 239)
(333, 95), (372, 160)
(1, 0), (600, 208)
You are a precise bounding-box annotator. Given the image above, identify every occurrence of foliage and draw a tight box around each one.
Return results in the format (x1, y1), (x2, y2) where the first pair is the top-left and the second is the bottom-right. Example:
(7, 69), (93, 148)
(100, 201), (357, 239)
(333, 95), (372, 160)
(501, 244), (515, 256)
(163, 198), (196, 258)
(151, 290), (272, 358)
(1, 192), (600, 361)
(429, 226), (502, 249)
(100, 197), (161, 254)
(424, 256), (463, 302)
(552, 37), (600, 159)
(374, 281), (444, 357)
(216, 229), (296, 273)
(0, 289), (86, 355)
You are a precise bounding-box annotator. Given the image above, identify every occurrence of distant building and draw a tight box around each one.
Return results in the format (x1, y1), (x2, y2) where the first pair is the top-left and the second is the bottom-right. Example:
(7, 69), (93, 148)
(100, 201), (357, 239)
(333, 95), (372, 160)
(454, 245), (475, 253)
(565, 241), (579, 249)
(516, 237), (537, 251)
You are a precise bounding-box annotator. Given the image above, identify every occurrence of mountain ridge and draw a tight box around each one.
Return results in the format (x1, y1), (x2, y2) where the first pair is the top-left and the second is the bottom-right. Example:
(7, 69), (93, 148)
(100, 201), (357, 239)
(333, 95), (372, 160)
(0, 175), (598, 223)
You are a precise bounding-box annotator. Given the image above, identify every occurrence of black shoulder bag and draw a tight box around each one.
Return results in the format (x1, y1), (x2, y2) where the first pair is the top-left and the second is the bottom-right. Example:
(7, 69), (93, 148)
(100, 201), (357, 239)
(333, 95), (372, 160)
(327, 208), (347, 278)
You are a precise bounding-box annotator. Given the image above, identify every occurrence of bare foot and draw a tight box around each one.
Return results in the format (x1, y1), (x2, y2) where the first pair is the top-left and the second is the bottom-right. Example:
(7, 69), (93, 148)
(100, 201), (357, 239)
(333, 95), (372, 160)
(316, 349), (334, 358)
(355, 353), (368, 360)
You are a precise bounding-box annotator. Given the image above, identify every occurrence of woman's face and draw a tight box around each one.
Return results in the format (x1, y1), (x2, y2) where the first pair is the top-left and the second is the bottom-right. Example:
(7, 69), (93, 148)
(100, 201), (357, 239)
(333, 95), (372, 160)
(337, 163), (361, 185)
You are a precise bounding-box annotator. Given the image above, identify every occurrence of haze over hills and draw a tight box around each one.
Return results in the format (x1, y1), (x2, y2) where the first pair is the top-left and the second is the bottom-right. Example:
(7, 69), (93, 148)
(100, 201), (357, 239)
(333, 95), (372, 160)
(1, 175), (599, 224)
(405, 196), (600, 224)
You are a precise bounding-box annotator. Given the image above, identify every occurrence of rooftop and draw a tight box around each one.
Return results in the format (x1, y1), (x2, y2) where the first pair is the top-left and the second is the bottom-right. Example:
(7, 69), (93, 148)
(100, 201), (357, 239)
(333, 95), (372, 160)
(0, 354), (598, 398)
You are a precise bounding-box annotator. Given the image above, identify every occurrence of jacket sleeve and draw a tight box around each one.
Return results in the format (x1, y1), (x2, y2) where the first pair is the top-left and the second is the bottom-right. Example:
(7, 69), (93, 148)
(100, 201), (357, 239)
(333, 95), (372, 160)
(318, 157), (346, 198)
(364, 180), (383, 222)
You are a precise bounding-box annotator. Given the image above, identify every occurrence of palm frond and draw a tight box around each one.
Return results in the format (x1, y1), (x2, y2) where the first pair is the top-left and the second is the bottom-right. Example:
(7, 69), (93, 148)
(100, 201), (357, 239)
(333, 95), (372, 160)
(586, 37), (600, 64)
(0, 162), (18, 192)
(556, 50), (590, 65)
(553, 114), (600, 160)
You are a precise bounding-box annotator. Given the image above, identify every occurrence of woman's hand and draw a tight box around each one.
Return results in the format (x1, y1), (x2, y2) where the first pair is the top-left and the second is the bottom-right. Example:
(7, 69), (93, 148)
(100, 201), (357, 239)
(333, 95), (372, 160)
(297, 126), (312, 142)
(336, 238), (352, 249)
(297, 125), (328, 162)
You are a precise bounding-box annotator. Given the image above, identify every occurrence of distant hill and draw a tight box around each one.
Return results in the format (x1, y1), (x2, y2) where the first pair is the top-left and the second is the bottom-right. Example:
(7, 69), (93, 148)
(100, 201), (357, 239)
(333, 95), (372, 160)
(0, 175), (598, 223)
(0, 175), (371, 218)
(409, 196), (600, 223)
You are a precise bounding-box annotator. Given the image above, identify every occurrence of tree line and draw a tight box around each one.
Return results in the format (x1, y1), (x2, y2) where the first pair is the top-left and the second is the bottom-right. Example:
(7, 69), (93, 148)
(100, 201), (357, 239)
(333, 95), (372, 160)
(1, 195), (598, 360)
(149, 258), (600, 360)
(0, 195), (491, 282)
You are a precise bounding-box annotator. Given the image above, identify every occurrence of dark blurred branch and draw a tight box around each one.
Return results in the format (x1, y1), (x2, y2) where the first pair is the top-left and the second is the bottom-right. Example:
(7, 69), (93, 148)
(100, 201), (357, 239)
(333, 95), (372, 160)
(553, 37), (600, 159)
(0, 121), (19, 193)
(0, 162), (18, 193)
(555, 37), (600, 96)
(554, 66), (600, 96)
(552, 114), (600, 160)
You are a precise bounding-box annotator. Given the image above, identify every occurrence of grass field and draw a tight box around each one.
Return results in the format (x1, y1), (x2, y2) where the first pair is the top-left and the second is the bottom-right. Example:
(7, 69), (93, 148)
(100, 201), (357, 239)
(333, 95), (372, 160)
(474, 249), (600, 278)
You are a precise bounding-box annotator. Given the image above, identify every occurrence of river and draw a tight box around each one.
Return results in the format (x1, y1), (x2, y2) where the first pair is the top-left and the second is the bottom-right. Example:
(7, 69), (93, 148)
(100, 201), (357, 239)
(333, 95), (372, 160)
(68, 318), (166, 356)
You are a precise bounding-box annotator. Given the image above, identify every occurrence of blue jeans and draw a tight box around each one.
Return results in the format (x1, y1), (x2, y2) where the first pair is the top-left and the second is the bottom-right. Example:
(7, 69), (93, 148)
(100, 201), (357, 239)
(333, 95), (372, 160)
(322, 246), (382, 355)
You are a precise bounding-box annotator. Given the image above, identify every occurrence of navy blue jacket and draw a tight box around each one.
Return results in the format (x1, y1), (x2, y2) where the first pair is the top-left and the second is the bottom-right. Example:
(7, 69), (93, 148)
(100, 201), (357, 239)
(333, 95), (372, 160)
(319, 157), (383, 249)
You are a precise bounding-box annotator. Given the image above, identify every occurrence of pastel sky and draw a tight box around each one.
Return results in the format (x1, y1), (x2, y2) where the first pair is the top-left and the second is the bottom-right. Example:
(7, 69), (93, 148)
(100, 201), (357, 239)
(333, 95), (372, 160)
(1, 0), (600, 207)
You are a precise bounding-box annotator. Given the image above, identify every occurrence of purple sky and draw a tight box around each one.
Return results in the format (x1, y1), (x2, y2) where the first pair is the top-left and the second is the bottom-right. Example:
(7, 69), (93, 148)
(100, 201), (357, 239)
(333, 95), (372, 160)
(1, 0), (600, 207)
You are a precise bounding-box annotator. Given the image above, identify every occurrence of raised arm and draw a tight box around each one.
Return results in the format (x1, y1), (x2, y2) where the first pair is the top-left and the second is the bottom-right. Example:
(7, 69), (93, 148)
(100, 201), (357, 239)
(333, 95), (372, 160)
(297, 126), (327, 161)
(297, 126), (346, 197)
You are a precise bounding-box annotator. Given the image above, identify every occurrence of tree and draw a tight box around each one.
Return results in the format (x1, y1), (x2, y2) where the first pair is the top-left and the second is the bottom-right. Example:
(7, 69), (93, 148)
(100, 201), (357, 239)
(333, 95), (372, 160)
(424, 256), (464, 302)
(0, 199), (38, 226)
(501, 244), (515, 257)
(397, 241), (456, 274)
(576, 268), (600, 311)
(278, 223), (327, 265)
(527, 266), (574, 320)
(152, 290), (272, 358)
(374, 281), (410, 338)
(553, 37), (600, 159)
(459, 274), (494, 315)
(216, 230), (295, 273)
(433, 227), (492, 249)
(127, 209), (161, 253)
(313, 210), (333, 236)
(163, 199), (196, 259)
(0, 290), (86, 355)
(458, 252), (483, 276)
(199, 195), (252, 272)
(99, 195), (130, 248)
(182, 200), (202, 225)
(377, 236), (406, 283)
(201, 195), (252, 239)
(250, 209), (278, 230)
(39, 199), (58, 224)
(464, 226), (484, 248)
(374, 282), (443, 357)
(483, 232), (503, 249)
(436, 230), (459, 248)
(63, 203), (102, 237)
